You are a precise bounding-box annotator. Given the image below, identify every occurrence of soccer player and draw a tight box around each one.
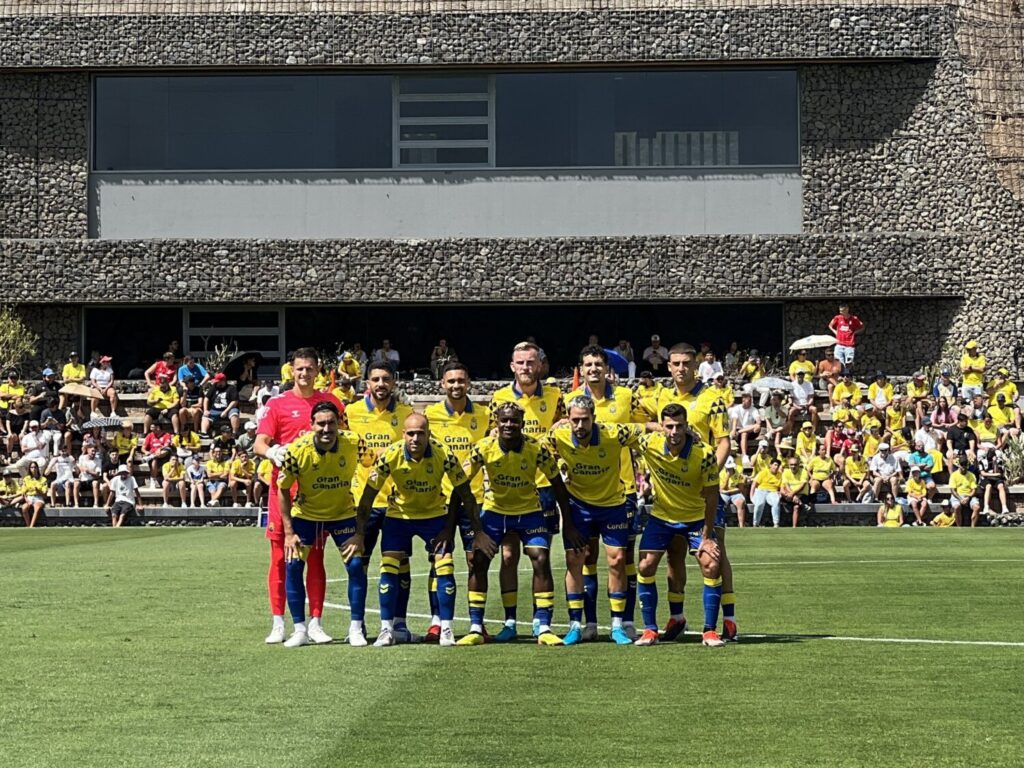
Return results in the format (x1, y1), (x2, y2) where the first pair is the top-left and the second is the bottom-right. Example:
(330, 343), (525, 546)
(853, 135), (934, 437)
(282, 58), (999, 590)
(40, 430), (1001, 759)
(633, 404), (725, 647)
(254, 347), (343, 645)
(638, 343), (737, 642)
(564, 345), (648, 640)
(488, 341), (564, 641)
(422, 362), (489, 642)
(349, 413), (494, 647)
(344, 360), (417, 641)
(548, 394), (650, 645)
(277, 401), (370, 648)
(457, 402), (574, 646)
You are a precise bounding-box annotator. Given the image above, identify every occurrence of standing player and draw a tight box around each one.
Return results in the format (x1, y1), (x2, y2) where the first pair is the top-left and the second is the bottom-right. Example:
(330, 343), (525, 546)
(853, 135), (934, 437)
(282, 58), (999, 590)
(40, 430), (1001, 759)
(564, 345), (648, 640)
(254, 347), (343, 645)
(344, 360), (417, 641)
(489, 341), (565, 641)
(548, 395), (651, 645)
(457, 403), (576, 646)
(348, 414), (494, 647)
(422, 362), (489, 641)
(277, 401), (369, 648)
(639, 342), (737, 641)
(634, 404), (725, 647)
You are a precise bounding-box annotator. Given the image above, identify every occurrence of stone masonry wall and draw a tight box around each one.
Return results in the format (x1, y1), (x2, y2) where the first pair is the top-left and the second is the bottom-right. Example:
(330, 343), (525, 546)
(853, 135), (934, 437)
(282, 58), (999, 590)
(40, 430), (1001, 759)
(12, 304), (80, 374)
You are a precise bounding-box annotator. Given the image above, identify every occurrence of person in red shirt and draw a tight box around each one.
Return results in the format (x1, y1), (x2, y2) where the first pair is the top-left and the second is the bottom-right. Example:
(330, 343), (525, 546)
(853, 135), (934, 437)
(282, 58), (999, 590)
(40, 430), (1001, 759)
(254, 347), (344, 645)
(141, 421), (174, 489)
(144, 351), (179, 388)
(828, 304), (865, 368)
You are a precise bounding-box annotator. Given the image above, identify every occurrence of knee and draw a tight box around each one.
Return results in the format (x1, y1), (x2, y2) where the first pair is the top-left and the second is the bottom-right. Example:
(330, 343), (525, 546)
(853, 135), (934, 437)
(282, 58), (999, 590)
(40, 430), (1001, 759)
(637, 556), (658, 578)
(500, 545), (519, 568)
(531, 550), (550, 570)
(605, 548), (625, 570)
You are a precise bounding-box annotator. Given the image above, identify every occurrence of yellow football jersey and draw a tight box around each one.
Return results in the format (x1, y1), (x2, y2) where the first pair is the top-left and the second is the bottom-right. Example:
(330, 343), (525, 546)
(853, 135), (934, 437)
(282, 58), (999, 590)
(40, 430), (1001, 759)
(147, 386), (180, 410)
(230, 458), (255, 479)
(205, 459), (230, 479)
(844, 456), (869, 481)
(20, 476), (48, 497)
(635, 432), (718, 524)
(788, 360), (815, 379)
(173, 431), (201, 452)
(639, 381), (729, 449)
(278, 431), (366, 521)
(113, 432), (138, 455)
(719, 468), (743, 494)
(368, 437), (467, 520)
(548, 422), (645, 507)
(489, 382), (564, 489)
(961, 354), (985, 387)
(161, 461), (185, 481)
(345, 395), (415, 503)
(832, 381), (863, 405)
(424, 399), (489, 504)
(467, 434), (560, 515)
(806, 455), (834, 481)
(781, 467), (810, 493)
(566, 382), (645, 495)
(950, 470), (978, 499)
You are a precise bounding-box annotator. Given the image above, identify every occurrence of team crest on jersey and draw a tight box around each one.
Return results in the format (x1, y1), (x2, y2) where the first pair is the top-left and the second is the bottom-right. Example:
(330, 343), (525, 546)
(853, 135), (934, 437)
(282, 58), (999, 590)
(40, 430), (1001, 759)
(470, 418), (478, 430)
(520, 459), (529, 471)
(426, 464), (434, 474)
(598, 448), (607, 459)
(609, 405), (617, 414)
(338, 456), (346, 468)
(391, 416), (399, 427)
(539, 402), (547, 412)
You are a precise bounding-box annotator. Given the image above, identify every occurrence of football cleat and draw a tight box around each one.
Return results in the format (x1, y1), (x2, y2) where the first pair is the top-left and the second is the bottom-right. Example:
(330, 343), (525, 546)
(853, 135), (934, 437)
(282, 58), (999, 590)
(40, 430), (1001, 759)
(702, 629), (726, 648)
(661, 617), (688, 641)
(610, 626), (634, 645)
(439, 627), (457, 647)
(456, 631), (486, 646)
(373, 628), (395, 647)
(393, 626), (422, 644)
(423, 624), (442, 644)
(307, 619), (333, 645)
(264, 624), (286, 644)
(580, 623), (599, 642)
(283, 629), (309, 648)
(723, 619), (739, 642)
(537, 631), (564, 646)
(562, 625), (583, 646)
(532, 618), (541, 637)
(347, 630), (368, 647)
(634, 629), (659, 646)
(493, 625), (518, 643)
(622, 623), (638, 641)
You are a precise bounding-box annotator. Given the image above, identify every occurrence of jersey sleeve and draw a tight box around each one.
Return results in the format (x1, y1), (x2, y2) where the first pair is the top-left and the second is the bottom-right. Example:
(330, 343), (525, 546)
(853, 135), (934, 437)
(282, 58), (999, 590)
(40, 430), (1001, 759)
(355, 436), (370, 464)
(277, 446), (300, 490)
(701, 449), (719, 488)
(706, 397), (730, 441)
(464, 443), (484, 480)
(536, 443), (560, 481)
(638, 393), (658, 420)
(256, 402), (278, 439)
(614, 423), (645, 447)
(628, 390), (647, 423)
(367, 449), (393, 491)
(442, 447), (468, 487)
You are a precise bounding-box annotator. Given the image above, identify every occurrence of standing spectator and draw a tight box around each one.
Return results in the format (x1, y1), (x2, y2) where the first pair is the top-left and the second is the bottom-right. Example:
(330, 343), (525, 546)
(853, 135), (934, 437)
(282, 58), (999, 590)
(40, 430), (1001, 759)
(429, 339), (457, 380)
(186, 455), (207, 508)
(88, 355), (118, 417)
(788, 350), (815, 381)
(179, 373), (205, 431)
(204, 446), (230, 507)
(780, 457), (812, 526)
(46, 445), (77, 507)
(868, 371), (894, 410)
(19, 461), (48, 527)
(718, 456), (748, 528)
(372, 339), (400, 369)
(59, 351), (88, 417)
(787, 371), (818, 432)
(75, 444), (102, 507)
(144, 351), (179, 387)
(177, 354), (210, 388)
(111, 421), (139, 469)
(698, 351), (723, 384)
(751, 458), (783, 527)
(27, 368), (60, 422)
(201, 373), (240, 436)
(229, 448), (256, 507)
(828, 304), (865, 367)
(105, 464), (141, 528)
(868, 442), (901, 501)
(167, 340), (182, 365)
(987, 367), (1018, 406)
(933, 368), (959, 403)
(728, 392), (762, 463)
(642, 335), (669, 374)
(145, 374), (182, 434)
(161, 453), (187, 507)
(140, 422), (173, 489)
(949, 458), (982, 526)
(12, 420), (50, 475)
(614, 339), (636, 380)
(960, 340), (986, 401)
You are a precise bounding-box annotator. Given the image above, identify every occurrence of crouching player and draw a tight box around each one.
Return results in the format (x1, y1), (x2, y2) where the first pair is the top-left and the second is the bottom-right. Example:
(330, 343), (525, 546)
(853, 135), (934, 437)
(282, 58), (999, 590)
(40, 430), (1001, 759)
(457, 402), (576, 646)
(348, 414), (495, 647)
(634, 404), (726, 647)
(277, 401), (367, 648)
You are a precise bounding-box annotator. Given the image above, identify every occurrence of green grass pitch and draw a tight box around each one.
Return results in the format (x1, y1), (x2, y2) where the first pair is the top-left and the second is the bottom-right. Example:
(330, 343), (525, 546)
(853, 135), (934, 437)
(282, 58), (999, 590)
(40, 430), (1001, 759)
(3, 527), (1024, 768)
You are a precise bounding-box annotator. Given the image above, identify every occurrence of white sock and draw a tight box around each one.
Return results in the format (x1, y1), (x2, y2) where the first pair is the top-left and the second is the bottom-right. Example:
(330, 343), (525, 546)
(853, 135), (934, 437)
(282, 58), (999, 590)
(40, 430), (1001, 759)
(470, 623), (483, 633)
(349, 620), (363, 635)
(440, 619), (452, 631)
(611, 617), (623, 628)
(539, 624), (551, 634)
(308, 616), (321, 628)
(381, 619), (393, 632)
(569, 620), (581, 630)
(431, 614), (441, 626)
(504, 619), (516, 628)
(272, 615), (285, 629)
(586, 621), (598, 630)
(293, 621), (306, 634)
(670, 612), (684, 621)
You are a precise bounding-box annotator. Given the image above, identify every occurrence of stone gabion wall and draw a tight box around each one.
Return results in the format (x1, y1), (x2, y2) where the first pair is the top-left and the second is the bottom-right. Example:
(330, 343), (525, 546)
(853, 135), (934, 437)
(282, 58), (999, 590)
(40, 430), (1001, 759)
(13, 304), (80, 374)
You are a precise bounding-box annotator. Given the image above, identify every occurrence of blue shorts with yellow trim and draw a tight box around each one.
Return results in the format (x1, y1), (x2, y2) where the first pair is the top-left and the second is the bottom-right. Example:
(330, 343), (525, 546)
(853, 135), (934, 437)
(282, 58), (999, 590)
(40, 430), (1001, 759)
(626, 492), (641, 536)
(538, 486), (559, 534)
(481, 509), (550, 550)
(638, 516), (710, 554)
(380, 514), (450, 556)
(566, 496), (631, 550)
(291, 516), (357, 548)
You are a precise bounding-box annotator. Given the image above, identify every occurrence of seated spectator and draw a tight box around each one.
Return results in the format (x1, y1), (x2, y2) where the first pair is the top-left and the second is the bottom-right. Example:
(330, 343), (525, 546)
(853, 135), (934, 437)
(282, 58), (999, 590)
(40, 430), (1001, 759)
(986, 367), (1017, 406)
(333, 352), (362, 402)
(949, 458), (982, 527)
(80, 425), (110, 470)
(46, 445), (77, 507)
(723, 341), (740, 372)
(211, 424), (236, 459)
(931, 396), (957, 432)
(905, 372), (932, 424)
(179, 374), (205, 430)
(0, 467), (22, 508)
(201, 373), (240, 436)
(177, 354), (210, 388)
(145, 375), (182, 434)
(904, 465), (931, 526)
(978, 447), (1009, 517)
(105, 464), (140, 528)
(12, 420), (50, 476)
(708, 371), (733, 405)
(930, 500), (957, 527)
(0, 369), (29, 455)
(842, 444), (871, 502)
(186, 455), (207, 508)
(718, 456), (747, 528)
(815, 348), (843, 402)
(788, 350), (815, 382)
(161, 453), (187, 507)
(960, 340), (986, 401)
(38, 398), (70, 455)
(787, 371), (818, 432)
(780, 457), (812, 527)
(795, 421), (817, 466)
(970, 409), (999, 450)
(887, 425), (913, 464)
(19, 461), (48, 527)
(88, 356), (119, 417)
(739, 351), (765, 383)
(728, 392), (761, 462)
(254, 457), (272, 508)
(886, 394), (908, 434)
(862, 424), (884, 460)
(59, 351), (88, 417)
(876, 490), (904, 527)
(237, 354), (261, 401)
(642, 335), (668, 374)
(761, 393), (788, 448)
(430, 339), (458, 380)
(945, 412), (977, 471)
(831, 370), (863, 408)
(236, 421), (258, 455)
(933, 368), (959, 403)
(229, 449), (256, 507)
(111, 421), (139, 468)
(350, 342), (368, 379)
(27, 368), (60, 422)
(913, 419), (943, 454)
(751, 457), (783, 527)
(988, 394), (1021, 445)
(807, 443), (838, 504)
(868, 371), (894, 410)
(75, 444), (103, 507)
(144, 351), (179, 388)
(372, 339), (401, 369)
(699, 351), (723, 384)
(140, 422), (173, 489)
(869, 442), (901, 501)
(859, 403), (882, 433)
(831, 397), (859, 432)
(204, 446), (230, 507)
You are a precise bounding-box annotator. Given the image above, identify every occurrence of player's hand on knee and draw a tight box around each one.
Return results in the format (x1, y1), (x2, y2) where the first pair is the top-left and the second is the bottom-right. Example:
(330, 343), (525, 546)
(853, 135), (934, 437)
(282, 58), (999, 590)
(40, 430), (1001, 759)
(431, 527), (455, 555)
(697, 535), (720, 562)
(284, 533), (302, 560)
(472, 530), (498, 558)
(339, 534), (364, 563)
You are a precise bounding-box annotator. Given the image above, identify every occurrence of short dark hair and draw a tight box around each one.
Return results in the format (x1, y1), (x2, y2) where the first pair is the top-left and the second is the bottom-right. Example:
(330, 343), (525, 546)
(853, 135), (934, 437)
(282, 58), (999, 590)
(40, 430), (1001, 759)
(668, 342), (696, 358)
(579, 345), (608, 365)
(368, 359), (397, 378)
(311, 400), (340, 420)
(441, 361), (470, 378)
(660, 403), (688, 422)
(292, 346), (319, 365)
(494, 402), (525, 421)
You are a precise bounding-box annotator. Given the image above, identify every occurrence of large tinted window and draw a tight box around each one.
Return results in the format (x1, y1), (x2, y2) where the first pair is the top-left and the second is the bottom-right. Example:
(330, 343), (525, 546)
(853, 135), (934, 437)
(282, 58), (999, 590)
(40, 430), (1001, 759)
(94, 75), (392, 171)
(495, 70), (798, 167)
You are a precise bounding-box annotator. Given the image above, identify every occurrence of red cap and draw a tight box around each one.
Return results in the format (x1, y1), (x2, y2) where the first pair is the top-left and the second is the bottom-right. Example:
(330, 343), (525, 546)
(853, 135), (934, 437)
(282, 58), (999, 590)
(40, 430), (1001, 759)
(213, 372), (226, 382)
(100, 355), (112, 363)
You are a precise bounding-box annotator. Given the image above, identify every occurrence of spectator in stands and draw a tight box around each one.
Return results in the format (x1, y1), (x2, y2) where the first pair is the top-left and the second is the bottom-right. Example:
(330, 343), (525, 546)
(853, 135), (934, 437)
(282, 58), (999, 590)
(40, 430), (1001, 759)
(876, 490), (904, 527)
(739, 350), (765, 383)
(38, 395), (69, 454)
(254, 457), (271, 508)
(930, 500), (958, 527)
(904, 465), (931, 526)
(971, 409), (999, 450)
(913, 417), (943, 454)
(0, 467), (21, 508)
(614, 339), (636, 380)
(145, 374), (182, 434)
(635, 370), (661, 400)
(106, 464), (140, 528)
(709, 370), (733, 407)
(204, 446), (230, 507)
(842, 444), (871, 502)
(718, 456), (747, 527)
(979, 447), (1009, 517)
(828, 304), (865, 367)
(787, 370), (818, 432)
(751, 457), (783, 527)
(18, 461), (47, 527)
(229, 448), (256, 507)
(869, 442), (901, 501)
(212, 423), (236, 458)
(12, 420), (50, 476)
(177, 354), (210, 388)
(723, 341), (741, 372)
(761, 393), (788, 449)
(201, 373), (240, 436)
(88, 356), (118, 417)
(831, 369), (863, 408)
(867, 371), (894, 410)
(75, 444), (102, 507)
(179, 373), (205, 431)
(350, 342), (368, 379)
(27, 368), (59, 423)
(167, 340), (182, 365)
(780, 456), (812, 526)
(788, 349), (815, 382)
(429, 339), (457, 380)
(161, 453), (187, 507)
(141, 422), (173, 489)
(46, 445), (76, 508)
(816, 349), (843, 402)
(750, 439), (775, 476)
(905, 371), (932, 426)
(960, 340), (986, 401)
(642, 335), (668, 374)
(280, 350), (296, 387)
(59, 351), (88, 417)
(0, 369), (28, 454)
(931, 396), (957, 432)
(807, 443), (838, 504)
(949, 457), (982, 526)
(111, 420), (138, 470)
(144, 351), (178, 388)
(988, 393), (1021, 443)
(795, 421), (817, 466)
(186, 454), (207, 508)
(887, 424), (913, 464)
(906, 441), (937, 498)
(235, 421), (258, 455)
(173, 421), (201, 460)
(863, 423), (884, 461)
(986, 367), (1017, 406)
(80, 425), (110, 469)
(728, 391), (761, 463)
(698, 351), (723, 384)
(933, 368), (958, 403)
(372, 339), (400, 369)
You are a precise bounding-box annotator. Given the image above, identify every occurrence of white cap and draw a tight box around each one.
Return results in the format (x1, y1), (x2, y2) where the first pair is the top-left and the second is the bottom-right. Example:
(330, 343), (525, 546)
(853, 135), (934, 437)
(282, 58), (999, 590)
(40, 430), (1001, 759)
(758, 439), (769, 448)
(940, 500), (950, 507)
(245, 421), (257, 430)
(28, 419), (39, 427)
(724, 457), (736, 469)
(117, 464), (129, 474)
(878, 442), (890, 450)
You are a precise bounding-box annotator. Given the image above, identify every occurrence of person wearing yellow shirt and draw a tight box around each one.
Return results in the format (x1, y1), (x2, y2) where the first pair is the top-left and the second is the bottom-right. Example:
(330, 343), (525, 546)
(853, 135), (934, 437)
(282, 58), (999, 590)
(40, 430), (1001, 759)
(876, 491), (904, 528)
(634, 370), (663, 402)
(867, 371), (894, 410)
(145, 375), (182, 434)
(718, 456), (748, 528)
(859, 404), (882, 433)
(329, 381), (359, 405)
(751, 439), (776, 477)
(781, 457), (812, 527)
(987, 394), (1021, 446)
(280, 353), (294, 386)
(905, 372), (932, 425)
(986, 368), (1018, 407)
(0, 370), (28, 455)
(831, 398), (859, 431)
(739, 353), (765, 383)
(904, 466), (930, 526)
(18, 462), (48, 528)
(842, 444), (871, 502)
(172, 423), (201, 459)
(930, 501), (957, 527)
(204, 445), (231, 506)
(960, 340), (986, 400)
(807, 443), (837, 504)
(788, 350), (815, 381)
(112, 421), (139, 467)
(885, 394), (908, 434)
(970, 411), (999, 448)
(59, 351), (89, 417)
(254, 456), (272, 508)
(750, 458), (783, 527)
(161, 453), (187, 508)
(795, 422), (818, 466)
(830, 371), (863, 407)
(862, 425), (883, 460)
(949, 459), (981, 527)
(229, 449), (257, 507)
